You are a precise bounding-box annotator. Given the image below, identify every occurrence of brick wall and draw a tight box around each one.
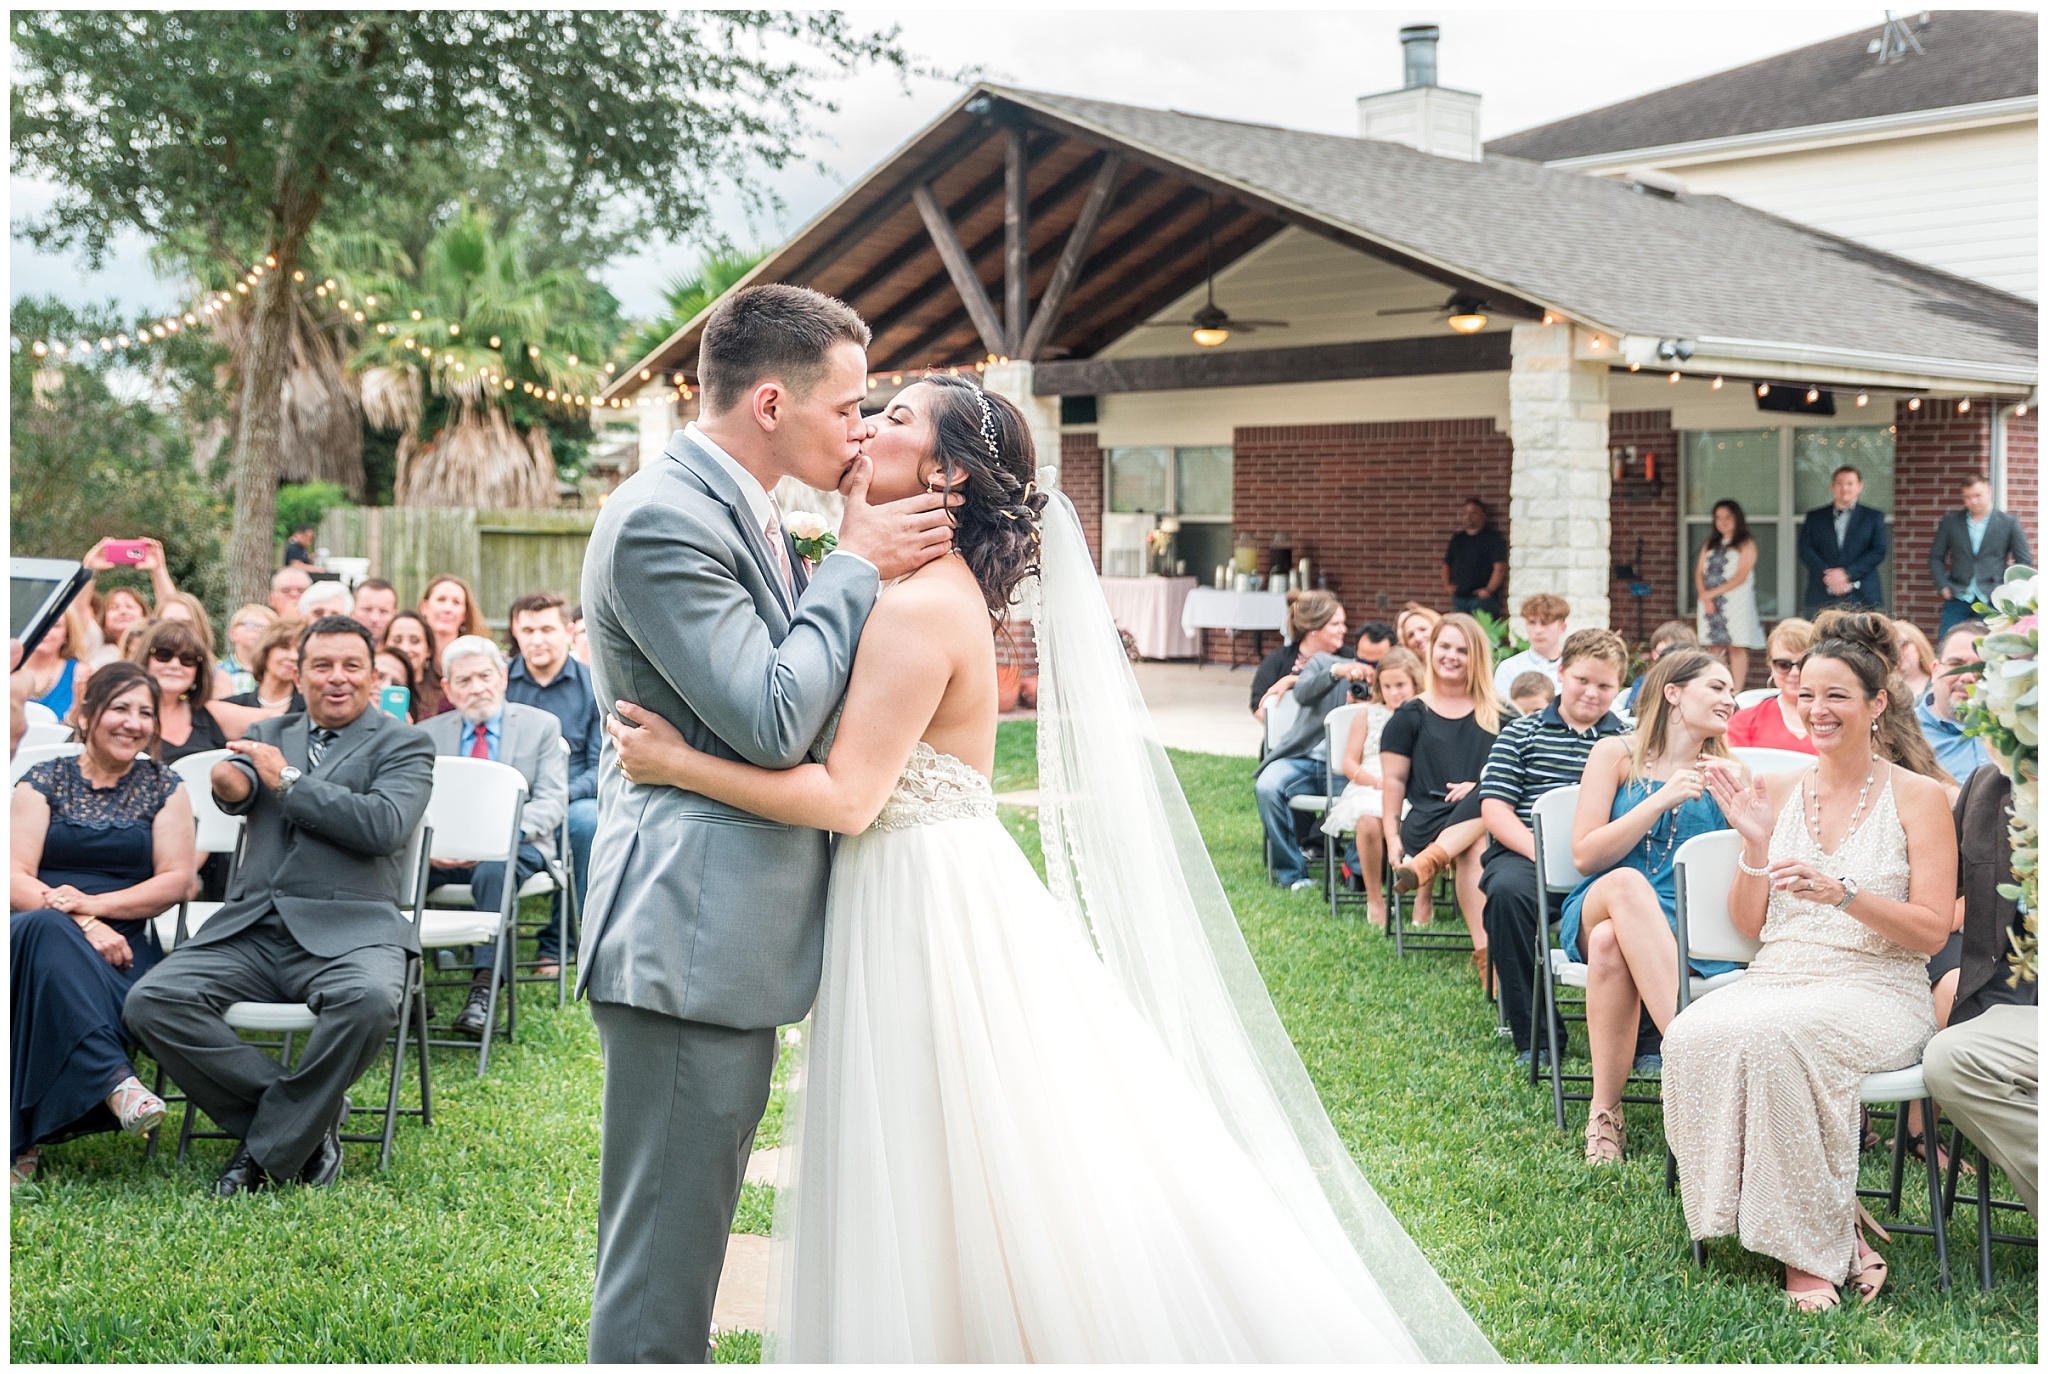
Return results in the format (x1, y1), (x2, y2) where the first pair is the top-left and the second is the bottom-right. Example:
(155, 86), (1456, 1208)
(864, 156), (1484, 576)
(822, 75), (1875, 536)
(1060, 430), (1104, 569)
(1607, 410), (1682, 652)
(1892, 399), (2036, 636)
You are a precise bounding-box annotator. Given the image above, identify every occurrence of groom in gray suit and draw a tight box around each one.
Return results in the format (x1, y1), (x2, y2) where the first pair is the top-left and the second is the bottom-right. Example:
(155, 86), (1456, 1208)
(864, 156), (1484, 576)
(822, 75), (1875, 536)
(577, 285), (956, 1362)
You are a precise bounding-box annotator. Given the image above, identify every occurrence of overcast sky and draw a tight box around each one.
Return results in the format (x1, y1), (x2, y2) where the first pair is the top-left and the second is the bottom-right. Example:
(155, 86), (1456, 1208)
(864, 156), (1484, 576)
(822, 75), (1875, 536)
(9, 6), (1969, 321)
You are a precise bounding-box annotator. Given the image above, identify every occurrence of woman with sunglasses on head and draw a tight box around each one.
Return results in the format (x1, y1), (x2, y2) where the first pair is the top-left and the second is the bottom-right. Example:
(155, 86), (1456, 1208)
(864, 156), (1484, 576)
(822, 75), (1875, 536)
(382, 611), (450, 716)
(1725, 617), (1817, 754)
(132, 620), (283, 767)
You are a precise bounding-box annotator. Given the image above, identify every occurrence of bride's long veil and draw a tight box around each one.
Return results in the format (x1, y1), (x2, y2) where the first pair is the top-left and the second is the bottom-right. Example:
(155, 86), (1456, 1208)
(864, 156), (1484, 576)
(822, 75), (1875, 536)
(1031, 479), (1498, 1363)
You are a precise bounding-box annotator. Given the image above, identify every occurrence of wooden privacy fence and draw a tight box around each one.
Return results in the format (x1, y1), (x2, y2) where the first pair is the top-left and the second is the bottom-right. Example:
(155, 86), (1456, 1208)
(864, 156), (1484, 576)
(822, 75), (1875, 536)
(318, 507), (598, 629)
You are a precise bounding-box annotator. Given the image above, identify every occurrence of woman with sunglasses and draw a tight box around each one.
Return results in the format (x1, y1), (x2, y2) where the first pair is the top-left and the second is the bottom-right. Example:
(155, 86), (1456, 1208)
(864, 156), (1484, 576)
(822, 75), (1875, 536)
(1725, 618), (1817, 755)
(132, 620), (283, 766)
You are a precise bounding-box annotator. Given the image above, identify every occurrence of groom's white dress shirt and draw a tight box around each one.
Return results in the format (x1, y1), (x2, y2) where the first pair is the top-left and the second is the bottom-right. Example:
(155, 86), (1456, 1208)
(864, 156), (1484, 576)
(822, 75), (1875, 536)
(684, 422), (873, 585)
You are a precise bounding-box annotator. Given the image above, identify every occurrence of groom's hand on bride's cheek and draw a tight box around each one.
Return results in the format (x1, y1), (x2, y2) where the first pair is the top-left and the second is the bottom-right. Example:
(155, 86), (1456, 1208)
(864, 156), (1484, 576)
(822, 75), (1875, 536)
(835, 456), (962, 582)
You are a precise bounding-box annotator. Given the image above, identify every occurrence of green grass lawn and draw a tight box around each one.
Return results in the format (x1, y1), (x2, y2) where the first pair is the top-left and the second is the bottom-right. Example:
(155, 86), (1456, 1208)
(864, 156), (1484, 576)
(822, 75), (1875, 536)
(10, 723), (2036, 1362)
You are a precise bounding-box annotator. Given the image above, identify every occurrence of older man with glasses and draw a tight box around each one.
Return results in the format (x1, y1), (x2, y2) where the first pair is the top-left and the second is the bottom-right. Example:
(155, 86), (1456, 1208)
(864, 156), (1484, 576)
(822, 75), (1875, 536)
(417, 635), (567, 1036)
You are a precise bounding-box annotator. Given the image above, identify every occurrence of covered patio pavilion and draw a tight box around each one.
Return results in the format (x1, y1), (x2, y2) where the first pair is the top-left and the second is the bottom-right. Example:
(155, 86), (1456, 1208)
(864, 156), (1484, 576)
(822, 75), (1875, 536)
(600, 82), (2038, 665)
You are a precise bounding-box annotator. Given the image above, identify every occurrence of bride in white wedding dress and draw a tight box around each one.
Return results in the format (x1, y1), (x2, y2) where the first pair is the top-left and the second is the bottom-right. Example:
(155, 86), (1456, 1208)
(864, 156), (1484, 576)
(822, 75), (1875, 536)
(606, 376), (1495, 1363)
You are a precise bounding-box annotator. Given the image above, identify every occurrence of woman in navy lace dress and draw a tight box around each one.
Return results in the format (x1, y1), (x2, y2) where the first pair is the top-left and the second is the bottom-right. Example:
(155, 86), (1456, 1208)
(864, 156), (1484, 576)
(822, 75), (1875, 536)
(10, 662), (195, 1184)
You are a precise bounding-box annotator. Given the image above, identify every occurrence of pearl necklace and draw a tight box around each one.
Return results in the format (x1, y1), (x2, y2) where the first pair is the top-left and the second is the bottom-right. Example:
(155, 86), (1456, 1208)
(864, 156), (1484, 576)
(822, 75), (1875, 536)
(1803, 757), (1880, 856)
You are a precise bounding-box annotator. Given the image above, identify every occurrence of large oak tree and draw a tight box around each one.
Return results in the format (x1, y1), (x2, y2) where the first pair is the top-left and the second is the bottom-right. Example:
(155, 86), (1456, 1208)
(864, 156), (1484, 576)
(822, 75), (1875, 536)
(14, 9), (910, 604)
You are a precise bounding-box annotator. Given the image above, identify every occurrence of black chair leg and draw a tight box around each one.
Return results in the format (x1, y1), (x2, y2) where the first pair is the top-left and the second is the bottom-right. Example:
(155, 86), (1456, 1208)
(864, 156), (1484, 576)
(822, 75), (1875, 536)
(1665, 1145), (1677, 1196)
(1975, 1141), (1994, 1292)
(1922, 1097), (1951, 1289)
(414, 962), (434, 1128)
(1691, 1237), (1705, 1268)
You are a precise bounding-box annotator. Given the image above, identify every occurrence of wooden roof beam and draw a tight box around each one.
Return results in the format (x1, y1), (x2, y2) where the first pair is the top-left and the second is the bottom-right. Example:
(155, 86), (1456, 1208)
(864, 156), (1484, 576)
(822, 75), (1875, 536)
(1019, 152), (1125, 361)
(779, 122), (998, 289)
(1032, 331), (1512, 395)
(1062, 209), (1282, 356)
(913, 182), (1008, 357)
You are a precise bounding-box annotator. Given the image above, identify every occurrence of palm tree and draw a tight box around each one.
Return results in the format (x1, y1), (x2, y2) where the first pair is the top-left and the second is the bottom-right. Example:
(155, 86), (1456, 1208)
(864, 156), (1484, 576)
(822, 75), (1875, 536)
(336, 204), (610, 509)
(620, 246), (766, 365)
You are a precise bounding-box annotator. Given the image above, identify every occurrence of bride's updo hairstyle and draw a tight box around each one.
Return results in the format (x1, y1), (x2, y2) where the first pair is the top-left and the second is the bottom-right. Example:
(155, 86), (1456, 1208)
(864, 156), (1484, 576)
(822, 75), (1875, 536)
(1803, 608), (1946, 779)
(917, 374), (1049, 617)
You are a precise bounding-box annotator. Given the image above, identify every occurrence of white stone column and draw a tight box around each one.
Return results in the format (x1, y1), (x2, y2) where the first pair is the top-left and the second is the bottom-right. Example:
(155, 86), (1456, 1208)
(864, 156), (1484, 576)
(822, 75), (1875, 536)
(980, 360), (1064, 489)
(1507, 323), (1611, 631)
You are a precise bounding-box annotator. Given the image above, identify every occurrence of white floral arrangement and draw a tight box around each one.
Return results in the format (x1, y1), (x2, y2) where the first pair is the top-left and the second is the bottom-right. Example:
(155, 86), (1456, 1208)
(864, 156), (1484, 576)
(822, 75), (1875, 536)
(1959, 565), (2038, 983)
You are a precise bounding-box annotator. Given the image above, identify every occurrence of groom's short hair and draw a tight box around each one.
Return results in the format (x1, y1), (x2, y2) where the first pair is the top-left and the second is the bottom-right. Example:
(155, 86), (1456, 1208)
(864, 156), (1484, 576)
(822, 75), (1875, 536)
(698, 284), (870, 416)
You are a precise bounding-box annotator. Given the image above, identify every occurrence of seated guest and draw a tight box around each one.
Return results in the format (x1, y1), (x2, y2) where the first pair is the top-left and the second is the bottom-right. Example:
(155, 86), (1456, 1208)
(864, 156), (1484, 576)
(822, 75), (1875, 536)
(222, 604), (279, 696)
(10, 663), (195, 1185)
(567, 604), (590, 665)
(1916, 621), (1992, 787)
(383, 611), (449, 717)
(1922, 760), (2037, 1215)
(154, 592), (238, 700)
(23, 608), (91, 721)
(1492, 594), (1570, 699)
(350, 578), (399, 647)
(1253, 594), (1370, 891)
(1507, 670), (1554, 720)
(223, 618), (306, 713)
(1624, 620), (1698, 709)
(124, 616), (434, 1195)
(1562, 649), (1741, 1164)
(1894, 620), (1937, 706)
(373, 649), (417, 723)
(418, 573), (491, 661)
(1724, 617), (1817, 753)
(296, 580), (354, 623)
(420, 635), (567, 1034)
(1350, 620), (1397, 699)
(1395, 603), (1441, 659)
(504, 592), (601, 979)
(1668, 612), (1956, 1310)
(1250, 590), (1343, 722)
(1476, 629), (1630, 1067)
(267, 565), (311, 619)
(1380, 613), (1501, 973)
(134, 620), (283, 767)
(1320, 648), (1423, 928)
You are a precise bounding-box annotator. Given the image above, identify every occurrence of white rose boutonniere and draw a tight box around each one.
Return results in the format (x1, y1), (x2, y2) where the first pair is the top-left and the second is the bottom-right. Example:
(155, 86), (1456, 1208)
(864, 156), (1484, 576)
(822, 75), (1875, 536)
(784, 510), (836, 565)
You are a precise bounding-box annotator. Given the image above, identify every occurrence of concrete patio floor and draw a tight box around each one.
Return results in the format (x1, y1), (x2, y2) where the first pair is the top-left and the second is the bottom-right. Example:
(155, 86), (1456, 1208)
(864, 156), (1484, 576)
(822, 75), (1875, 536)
(998, 659), (1261, 762)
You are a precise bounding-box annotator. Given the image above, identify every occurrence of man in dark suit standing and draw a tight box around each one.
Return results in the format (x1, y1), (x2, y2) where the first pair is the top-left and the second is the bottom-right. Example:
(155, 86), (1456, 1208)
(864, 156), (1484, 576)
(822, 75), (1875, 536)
(1929, 472), (2034, 639)
(125, 615), (434, 1197)
(1797, 464), (1890, 613)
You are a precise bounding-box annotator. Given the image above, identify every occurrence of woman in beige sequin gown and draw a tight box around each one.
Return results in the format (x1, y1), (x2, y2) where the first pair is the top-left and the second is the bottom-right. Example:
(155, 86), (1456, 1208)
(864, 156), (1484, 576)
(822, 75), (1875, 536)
(1666, 613), (1957, 1311)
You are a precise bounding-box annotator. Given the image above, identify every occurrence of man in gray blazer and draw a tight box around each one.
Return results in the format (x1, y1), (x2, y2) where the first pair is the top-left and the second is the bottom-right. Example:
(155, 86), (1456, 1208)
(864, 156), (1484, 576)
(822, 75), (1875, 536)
(1930, 472), (2033, 639)
(577, 285), (955, 1362)
(125, 616), (434, 1197)
(418, 633), (567, 1035)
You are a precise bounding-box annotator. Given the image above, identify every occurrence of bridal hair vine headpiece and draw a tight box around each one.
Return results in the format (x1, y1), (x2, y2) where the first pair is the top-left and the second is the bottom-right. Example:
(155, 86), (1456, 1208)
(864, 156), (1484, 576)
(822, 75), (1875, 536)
(972, 387), (1001, 464)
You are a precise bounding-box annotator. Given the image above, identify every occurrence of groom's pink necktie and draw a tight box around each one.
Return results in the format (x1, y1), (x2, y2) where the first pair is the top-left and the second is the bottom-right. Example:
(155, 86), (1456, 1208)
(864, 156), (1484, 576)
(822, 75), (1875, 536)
(763, 505), (795, 598)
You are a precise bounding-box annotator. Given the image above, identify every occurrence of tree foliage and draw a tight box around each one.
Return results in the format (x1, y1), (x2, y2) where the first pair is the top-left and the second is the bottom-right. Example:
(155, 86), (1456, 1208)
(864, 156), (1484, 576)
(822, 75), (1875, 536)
(620, 247), (770, 368)
(12, 8), (914, 602)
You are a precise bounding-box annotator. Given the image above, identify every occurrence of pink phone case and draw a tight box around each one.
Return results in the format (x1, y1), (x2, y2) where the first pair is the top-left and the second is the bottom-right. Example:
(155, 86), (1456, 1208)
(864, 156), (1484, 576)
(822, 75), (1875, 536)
(103, 540), (149, 565)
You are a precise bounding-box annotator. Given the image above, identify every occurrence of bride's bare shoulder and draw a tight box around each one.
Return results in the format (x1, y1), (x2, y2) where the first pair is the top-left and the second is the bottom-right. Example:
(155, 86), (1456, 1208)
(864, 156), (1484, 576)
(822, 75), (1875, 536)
(867, 555), (988, 635)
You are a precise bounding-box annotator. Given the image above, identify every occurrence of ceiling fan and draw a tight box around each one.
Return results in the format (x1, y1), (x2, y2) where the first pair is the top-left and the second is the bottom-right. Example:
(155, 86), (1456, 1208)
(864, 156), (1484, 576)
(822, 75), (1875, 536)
(1138, 197), (1289, 347)
(1377, 292), (1491, 334)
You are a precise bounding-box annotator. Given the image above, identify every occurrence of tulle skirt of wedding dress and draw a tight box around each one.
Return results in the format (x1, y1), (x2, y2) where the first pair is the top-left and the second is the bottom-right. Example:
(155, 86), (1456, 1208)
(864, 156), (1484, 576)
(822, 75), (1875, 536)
(767, 804), (1419, 1363)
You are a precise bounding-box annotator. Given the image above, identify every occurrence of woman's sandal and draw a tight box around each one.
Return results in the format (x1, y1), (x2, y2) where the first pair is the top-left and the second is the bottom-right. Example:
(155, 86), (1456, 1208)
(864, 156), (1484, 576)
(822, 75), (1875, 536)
(1889, 1122), (1974, 1177)
(1850, 1202), (1891, 1304)
(1786, 1274), (1841, 1313)
(1584, 1107), (1625, 1165)
(10, 1148), (39, 1187)
(107, 1075), (168, 1137)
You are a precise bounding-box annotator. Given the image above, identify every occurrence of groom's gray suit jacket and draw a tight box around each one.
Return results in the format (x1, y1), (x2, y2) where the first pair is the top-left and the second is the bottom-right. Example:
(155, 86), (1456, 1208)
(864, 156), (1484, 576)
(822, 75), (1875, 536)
(575, 429), (878, 1029)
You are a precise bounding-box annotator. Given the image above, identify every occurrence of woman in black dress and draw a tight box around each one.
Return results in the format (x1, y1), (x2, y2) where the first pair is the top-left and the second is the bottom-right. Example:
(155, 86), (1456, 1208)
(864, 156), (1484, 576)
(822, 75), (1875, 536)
(134, 619), (282, 766)
(11, 662), (196, 1184)
(1378, 612), (1502, 979)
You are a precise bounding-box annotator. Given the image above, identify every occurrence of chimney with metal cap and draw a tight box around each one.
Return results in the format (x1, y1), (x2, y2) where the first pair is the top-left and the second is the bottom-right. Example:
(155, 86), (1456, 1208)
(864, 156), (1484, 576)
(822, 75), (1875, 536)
(1358, 22), (1482, 161)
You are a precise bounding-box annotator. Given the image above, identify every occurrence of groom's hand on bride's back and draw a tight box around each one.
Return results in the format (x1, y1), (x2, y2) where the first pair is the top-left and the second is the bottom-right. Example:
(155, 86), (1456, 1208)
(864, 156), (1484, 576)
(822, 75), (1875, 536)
(834, 454), (961, 582)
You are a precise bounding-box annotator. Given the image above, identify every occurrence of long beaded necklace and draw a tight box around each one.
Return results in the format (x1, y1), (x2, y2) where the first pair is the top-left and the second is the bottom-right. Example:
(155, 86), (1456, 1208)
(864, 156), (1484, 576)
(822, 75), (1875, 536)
(1640, 749), (1706, 868)
(1802, 755), (1881, 857)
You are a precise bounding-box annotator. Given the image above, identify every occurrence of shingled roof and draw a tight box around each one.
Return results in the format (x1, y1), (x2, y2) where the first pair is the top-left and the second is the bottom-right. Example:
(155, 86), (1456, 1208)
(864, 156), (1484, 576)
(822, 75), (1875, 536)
(1486, 10), (2038, 164)
(1004, 87), (2035, 381)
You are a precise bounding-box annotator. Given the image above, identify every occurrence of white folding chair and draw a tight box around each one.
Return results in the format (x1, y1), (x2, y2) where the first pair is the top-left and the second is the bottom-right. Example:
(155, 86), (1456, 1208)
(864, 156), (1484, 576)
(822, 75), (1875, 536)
(21, 699), (58, 726)
(19, 721), (73, 750)
(175, 819), (434, 1172)
(155, 750), (243, 951)
(1732, 746), (1813, 778)
(1320, 704), (1376, 920)
(10, 741), (83, 784)
(1672, 831), (1951, 1285)
(505, 736), (578, 1007)
(1536, 786), (1670, 1130)
(418, 756), (529, 1075)
(1734, 686), (1779, 710)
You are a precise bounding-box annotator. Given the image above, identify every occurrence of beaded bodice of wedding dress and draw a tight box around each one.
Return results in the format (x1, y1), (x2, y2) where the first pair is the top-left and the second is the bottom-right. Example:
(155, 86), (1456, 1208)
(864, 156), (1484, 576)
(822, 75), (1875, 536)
(809, 703), (998, 833)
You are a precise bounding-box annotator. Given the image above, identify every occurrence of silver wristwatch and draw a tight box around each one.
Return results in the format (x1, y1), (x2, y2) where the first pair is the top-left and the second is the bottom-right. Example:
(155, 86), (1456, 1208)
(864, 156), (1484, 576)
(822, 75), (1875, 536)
(275, 764), (303, 796)
(1834, 876), (1859, 909)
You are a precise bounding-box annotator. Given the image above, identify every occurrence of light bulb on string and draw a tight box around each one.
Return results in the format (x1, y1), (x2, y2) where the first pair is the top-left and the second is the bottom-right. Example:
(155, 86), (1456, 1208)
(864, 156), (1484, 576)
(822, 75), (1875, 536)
(1711, 376), (1723, 390)
(1805, 388), (1819, 403)
(1668, 371), (1679, 384)
(293, 271), (305, 282)
(449, 324), (460, 336)
(236, 282), (249, 294)
(411, 310), (423, 321)
(264, 255), (276, 268)
(1908, 397), (1921, 411)
(1855, 393), (1868, 407)
(1959, 398), (1971, 413)
(1757, 383), (1770, 397)
(489, 335), (500, 348)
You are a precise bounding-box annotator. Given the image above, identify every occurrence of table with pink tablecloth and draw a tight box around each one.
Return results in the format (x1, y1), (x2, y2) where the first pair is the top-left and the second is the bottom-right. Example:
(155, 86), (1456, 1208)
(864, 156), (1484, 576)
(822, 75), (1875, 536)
(1098, 576), (1200, 659)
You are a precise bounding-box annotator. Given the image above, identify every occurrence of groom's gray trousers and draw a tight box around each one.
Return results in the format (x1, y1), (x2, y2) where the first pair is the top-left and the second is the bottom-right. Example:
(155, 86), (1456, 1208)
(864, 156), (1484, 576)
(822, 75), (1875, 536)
(589, 1001), (776, 1364)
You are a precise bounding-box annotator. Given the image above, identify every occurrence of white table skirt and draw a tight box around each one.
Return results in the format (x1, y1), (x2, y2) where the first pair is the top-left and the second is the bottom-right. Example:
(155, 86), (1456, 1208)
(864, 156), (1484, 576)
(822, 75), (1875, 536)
(1181, 587), (1289, 637)
(1099, 576), (1200, 659)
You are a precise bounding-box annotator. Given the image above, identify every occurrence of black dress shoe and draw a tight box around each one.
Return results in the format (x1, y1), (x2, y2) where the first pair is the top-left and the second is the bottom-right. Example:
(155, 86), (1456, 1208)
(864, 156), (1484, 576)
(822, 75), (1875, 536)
(451, 984), (493, 1036)
(297, 1094), (352, 1187)
(215, 1145), (269, 1198)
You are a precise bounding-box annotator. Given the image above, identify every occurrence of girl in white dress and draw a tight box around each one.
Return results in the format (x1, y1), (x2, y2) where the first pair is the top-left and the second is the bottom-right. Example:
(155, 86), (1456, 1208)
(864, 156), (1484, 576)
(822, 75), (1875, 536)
(1320, 647), (1421, 929)
(607, 376), (1493, 1363)
(1695, 499), (1765, 685)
